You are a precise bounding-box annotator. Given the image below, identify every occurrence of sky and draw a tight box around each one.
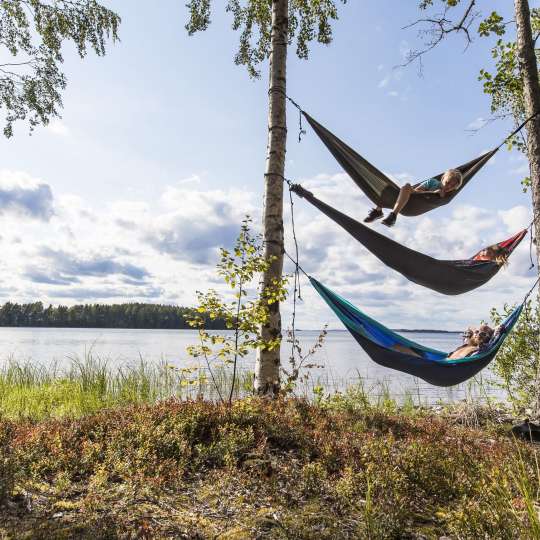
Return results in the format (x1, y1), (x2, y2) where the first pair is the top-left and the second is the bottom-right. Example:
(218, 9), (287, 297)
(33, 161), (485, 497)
(0, 0), (536, 331)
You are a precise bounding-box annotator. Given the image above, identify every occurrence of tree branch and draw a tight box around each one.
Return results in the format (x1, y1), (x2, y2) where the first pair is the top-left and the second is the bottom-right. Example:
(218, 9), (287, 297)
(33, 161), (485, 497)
(402, 0), (479, 72)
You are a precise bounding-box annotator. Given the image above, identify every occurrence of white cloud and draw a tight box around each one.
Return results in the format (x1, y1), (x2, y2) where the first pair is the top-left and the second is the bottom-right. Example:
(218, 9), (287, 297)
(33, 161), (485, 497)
(377, 61), (405, 97)
(378, 75), (391, 88)
(176, 174), (202, 185)
(47, 119), (70, 136)
(499, 205), (531, 231)
(0, 170), (54, 220)
(509, 154), (530, 175)
(146, 184), (258, 264)
(399, 40), (412, 63)
(0, 169), (534, 334)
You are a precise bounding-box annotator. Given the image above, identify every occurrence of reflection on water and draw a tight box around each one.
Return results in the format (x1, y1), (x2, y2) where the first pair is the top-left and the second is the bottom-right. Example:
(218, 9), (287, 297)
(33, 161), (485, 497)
(0, 327), (504, 404)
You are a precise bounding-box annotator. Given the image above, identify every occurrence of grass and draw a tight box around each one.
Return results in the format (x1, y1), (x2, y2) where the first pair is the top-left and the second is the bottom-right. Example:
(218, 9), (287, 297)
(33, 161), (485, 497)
(0, 355), (446, 422)
(0, 355), (255, 420)
(1, 397), (540, 539)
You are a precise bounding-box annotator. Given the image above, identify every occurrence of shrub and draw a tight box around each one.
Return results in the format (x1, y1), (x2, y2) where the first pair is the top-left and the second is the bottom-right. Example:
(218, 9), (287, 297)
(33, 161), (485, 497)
(491, 300), (540, 415)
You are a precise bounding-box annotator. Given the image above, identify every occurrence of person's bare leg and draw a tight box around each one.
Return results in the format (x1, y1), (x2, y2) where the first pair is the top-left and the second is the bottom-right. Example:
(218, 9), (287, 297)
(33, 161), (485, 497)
(382, 184), (413, 226)
(392, 183), (414, 215)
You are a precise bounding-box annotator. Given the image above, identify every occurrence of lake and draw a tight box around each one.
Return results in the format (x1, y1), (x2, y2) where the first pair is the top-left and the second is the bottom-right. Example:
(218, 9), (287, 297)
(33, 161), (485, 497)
(0, 327), (504, 404)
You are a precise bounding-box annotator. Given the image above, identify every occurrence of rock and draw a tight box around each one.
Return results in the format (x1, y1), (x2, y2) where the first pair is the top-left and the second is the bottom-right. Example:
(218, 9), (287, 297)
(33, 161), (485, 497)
(511, 419), (540, 442)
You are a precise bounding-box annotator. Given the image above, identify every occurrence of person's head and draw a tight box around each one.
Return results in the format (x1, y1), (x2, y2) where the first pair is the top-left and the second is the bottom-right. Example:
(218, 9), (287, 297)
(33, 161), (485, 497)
(440, 169), (463, 195)
(474, 324), (494, 346)
(462, 324), (494, 346)
(462, 327), (476, 346)
(477, 245), (510, 266)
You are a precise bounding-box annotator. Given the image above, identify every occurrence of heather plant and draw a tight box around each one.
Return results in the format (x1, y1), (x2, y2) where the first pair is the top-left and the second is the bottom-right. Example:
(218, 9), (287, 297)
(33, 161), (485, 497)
(2, 399), (540, 537)
(185, 217), (288, 404)
(491, 300), (540, 415)
(0, 422), (15, 505)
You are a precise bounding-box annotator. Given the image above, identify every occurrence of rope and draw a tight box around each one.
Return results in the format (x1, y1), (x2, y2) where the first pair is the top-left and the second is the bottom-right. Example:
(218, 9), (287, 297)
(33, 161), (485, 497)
(496, 110), (540, 150)
(287, 182), (302, 364)
(263, 170), (307, 362)
(286, 96), (303, 112)
(284, 249), (310, 278)
(286, 96), (306, 143)
(524, 276), (540, 302)
(264, 172), (291, 186)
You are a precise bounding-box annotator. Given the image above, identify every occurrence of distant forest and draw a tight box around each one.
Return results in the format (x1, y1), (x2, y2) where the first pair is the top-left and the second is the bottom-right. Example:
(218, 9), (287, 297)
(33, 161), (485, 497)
(0, 302), (226, 330)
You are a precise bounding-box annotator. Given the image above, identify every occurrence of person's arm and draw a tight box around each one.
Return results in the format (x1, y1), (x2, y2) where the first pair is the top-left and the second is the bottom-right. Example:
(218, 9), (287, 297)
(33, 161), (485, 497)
(449, 345), (469, 359)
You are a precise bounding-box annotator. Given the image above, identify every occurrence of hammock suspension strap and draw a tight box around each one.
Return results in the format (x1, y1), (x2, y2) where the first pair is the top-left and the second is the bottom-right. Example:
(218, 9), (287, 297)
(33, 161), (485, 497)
(497, 110), (540, 150)
(263, 172), (305, 364)
(287, 180), (302, 364)
(287, 96), (306, 143)
(288, 95), (540, 155)
(524, 276), (540, 302)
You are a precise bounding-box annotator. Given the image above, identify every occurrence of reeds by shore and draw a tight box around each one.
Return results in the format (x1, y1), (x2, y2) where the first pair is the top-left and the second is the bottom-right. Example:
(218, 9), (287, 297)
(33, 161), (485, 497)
(0, 353), (508, 422)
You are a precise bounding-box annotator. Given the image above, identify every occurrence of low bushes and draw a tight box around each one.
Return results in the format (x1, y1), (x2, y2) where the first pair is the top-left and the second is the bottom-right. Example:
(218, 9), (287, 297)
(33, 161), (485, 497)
(1, 398), (539, 538)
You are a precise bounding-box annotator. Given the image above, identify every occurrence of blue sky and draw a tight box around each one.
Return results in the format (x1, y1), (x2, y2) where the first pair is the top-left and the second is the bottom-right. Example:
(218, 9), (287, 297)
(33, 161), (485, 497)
(0, 0), (536, 330)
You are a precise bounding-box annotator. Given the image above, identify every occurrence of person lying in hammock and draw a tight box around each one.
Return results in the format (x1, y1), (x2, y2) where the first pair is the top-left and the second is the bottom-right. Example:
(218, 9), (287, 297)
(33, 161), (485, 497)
(472, 244), (510, 266)
(392, 322), (504, 359)
(364, 169), (464, 227)
(448, 324), (495, 359)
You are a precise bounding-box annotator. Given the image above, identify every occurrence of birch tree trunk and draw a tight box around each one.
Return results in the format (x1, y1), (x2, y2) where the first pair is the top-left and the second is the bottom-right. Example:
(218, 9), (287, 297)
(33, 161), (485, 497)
(254, 0), (288, 396)
(515, 0), (540, 273)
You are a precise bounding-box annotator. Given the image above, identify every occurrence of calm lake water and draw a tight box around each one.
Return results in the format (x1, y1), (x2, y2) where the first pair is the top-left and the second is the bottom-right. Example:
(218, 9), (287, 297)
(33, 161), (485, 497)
(0, 327), (504, 404)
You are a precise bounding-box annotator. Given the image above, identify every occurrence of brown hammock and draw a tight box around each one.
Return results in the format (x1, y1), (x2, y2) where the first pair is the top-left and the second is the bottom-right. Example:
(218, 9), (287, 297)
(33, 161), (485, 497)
(303, 112), (498, 217)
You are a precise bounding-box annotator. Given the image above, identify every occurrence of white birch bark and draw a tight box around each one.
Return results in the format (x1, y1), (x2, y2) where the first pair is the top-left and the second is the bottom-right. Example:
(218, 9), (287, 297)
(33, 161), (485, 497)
(515, 0), (540, 274)
(254, 0), (288, 396)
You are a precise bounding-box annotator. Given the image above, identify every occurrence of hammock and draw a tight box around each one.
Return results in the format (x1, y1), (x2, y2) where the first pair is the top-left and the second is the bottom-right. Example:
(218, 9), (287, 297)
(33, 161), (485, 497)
(310, 277), (523, 386)
(291, 184), (527, 295)
(303, 112), (497, 217)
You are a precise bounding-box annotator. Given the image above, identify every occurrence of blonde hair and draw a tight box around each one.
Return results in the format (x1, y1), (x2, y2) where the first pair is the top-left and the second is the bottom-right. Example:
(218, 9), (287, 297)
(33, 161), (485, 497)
(442, 169), (463, 190)
(486, 245), (510, 267)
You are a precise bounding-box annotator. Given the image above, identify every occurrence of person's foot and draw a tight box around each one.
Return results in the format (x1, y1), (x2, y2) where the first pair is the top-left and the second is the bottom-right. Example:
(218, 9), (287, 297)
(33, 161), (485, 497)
(382, 212), (397, 227)
(364, 207), (384, 223)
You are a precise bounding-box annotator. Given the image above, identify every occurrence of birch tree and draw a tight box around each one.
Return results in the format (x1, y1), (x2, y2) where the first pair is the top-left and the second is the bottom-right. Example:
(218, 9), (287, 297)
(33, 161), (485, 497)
(0, 1), (120, 137)
(185, 0), (347, 396)
(406, 0), (540, 273)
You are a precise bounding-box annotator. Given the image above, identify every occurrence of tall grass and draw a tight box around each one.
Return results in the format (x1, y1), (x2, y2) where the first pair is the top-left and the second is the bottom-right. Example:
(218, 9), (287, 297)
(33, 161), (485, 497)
(0, 353), (255, 420)
(0, 353), (510, 422)
(0, 353), (435, 421)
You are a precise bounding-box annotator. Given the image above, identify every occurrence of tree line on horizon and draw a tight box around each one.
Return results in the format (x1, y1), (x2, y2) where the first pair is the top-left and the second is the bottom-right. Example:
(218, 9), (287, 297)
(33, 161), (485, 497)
(0, 301), (226, 330)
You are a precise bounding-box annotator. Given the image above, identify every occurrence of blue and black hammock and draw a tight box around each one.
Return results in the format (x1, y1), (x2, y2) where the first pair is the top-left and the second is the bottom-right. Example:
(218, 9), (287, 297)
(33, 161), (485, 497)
(310, 277), (526, 386)
(291, 184), (527, 296)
